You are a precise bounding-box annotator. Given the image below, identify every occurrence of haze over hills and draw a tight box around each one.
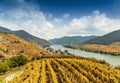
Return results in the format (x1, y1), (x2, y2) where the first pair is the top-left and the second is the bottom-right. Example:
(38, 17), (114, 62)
(84, 30), (120, 45)
(0, 27), (50, 47)
(49, 36), (96, 45)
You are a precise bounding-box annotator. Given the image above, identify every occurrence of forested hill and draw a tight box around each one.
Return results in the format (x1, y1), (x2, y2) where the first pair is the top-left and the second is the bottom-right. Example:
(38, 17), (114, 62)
(12, 30), (50, 48)
(84, 30), (120, 45)
(49, 36), (96, 45)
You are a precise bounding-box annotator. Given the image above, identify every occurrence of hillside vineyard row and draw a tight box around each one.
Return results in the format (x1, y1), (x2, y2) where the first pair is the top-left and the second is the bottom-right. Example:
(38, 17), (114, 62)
(9, 58), (120, 83)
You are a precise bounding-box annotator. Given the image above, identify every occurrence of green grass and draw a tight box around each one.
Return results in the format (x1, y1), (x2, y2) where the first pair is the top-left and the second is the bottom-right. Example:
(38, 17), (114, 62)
(0, 74), (7, 83)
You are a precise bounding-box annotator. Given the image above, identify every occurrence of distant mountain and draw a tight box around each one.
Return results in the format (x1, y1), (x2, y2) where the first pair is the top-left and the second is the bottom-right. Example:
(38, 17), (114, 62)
(84, 30), (120, 45)
(0, 26), (12, 32)
(0, 26), (50, 47)
(12, 30), (50, 47)
(49, 36), (96, 45)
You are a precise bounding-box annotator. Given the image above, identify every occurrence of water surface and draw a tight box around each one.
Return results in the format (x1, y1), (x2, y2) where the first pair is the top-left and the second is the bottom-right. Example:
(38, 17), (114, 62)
(51, 45), (120, 66)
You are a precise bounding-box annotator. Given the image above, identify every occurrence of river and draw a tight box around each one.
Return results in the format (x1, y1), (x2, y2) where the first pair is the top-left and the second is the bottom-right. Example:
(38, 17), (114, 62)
(51, 45), (120, 67)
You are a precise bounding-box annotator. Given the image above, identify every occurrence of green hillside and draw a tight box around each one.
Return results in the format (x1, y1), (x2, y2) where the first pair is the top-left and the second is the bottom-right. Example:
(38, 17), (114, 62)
(84, 30), (120, 45)
(49, 36), (96, 45)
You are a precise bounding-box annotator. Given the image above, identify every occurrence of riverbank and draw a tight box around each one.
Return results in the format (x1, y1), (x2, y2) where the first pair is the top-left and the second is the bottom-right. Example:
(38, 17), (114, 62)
(63, 44), (120, 56)
(51, 45), (120, 66)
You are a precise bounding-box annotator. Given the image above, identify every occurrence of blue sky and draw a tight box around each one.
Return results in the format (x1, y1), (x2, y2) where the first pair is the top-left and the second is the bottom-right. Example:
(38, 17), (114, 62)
(0, 0), (120, 39)
(25, 0), (116, 17)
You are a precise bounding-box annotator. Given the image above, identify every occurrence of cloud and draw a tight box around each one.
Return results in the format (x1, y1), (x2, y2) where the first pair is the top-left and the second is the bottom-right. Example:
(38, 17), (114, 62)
(0, 1), (120, 41)
(59, 10), (120, 37)
(62, 13), (70, 18)
(54, 13), (70, 23)
(93, 10), (100, 15)
(0, 0), (57, 39)
(54, 18), (63, 23)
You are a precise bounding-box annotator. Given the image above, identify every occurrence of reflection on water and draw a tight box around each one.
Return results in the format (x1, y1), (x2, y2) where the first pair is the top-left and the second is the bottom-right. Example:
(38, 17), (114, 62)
(51, 45), (120, 66)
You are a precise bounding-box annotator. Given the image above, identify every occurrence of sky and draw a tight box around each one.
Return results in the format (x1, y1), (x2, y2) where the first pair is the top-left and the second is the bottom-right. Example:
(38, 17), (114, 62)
(0, 0), (120, 40)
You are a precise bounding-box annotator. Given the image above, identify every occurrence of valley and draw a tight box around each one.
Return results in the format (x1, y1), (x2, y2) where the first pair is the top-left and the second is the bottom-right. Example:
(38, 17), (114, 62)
(51, 45), (120, 66)
(0, 29), (120, 83)
(0, 0), (120, 83)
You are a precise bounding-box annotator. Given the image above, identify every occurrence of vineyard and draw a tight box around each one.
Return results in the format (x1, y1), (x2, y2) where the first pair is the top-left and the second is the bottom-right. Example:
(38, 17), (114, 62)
(8, 57), (120, 83)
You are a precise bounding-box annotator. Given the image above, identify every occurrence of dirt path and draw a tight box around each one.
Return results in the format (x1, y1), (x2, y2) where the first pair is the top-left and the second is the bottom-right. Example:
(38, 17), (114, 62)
(5, 70), (23, 83)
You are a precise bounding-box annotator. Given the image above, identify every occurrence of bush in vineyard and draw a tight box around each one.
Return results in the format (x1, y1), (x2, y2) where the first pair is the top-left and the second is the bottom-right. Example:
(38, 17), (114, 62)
(115, 65), (120, 70)
(9, 54), (28, 67)
(0, 61), (10, 73)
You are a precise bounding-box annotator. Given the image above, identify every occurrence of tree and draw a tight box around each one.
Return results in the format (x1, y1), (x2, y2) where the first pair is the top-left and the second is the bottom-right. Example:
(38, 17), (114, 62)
(115, 65), (120, 70)
(9, 54), (28, 67)
(64, 50), (68, 54)
(0, 62), (10, 73)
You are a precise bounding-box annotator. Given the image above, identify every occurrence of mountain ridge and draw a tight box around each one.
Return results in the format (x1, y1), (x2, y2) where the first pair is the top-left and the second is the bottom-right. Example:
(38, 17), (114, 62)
(49, 36), (96, 45)
(0, 26), (50, 47)
(84, 30), (120, 45)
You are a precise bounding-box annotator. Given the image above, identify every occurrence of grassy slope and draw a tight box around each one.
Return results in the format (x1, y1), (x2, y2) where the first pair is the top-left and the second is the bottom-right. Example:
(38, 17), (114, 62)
(110, 42), (120, 46)
(12, 30), (50, 47)
(63, 44), (120, 55)
(80, 44), (120, 55)
(0, 26), (50, 48)
(0, 32), (48, 59)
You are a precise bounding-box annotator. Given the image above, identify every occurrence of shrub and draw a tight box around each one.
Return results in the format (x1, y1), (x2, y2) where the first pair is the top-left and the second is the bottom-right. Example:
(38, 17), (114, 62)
(115, 65), (120, 70)
(64, 50), (68, 53)
(0, 55), (4, 58)
(0, 62), (10, 73)
(99, 60), (107, 64)
(9, 54), (28, 67)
